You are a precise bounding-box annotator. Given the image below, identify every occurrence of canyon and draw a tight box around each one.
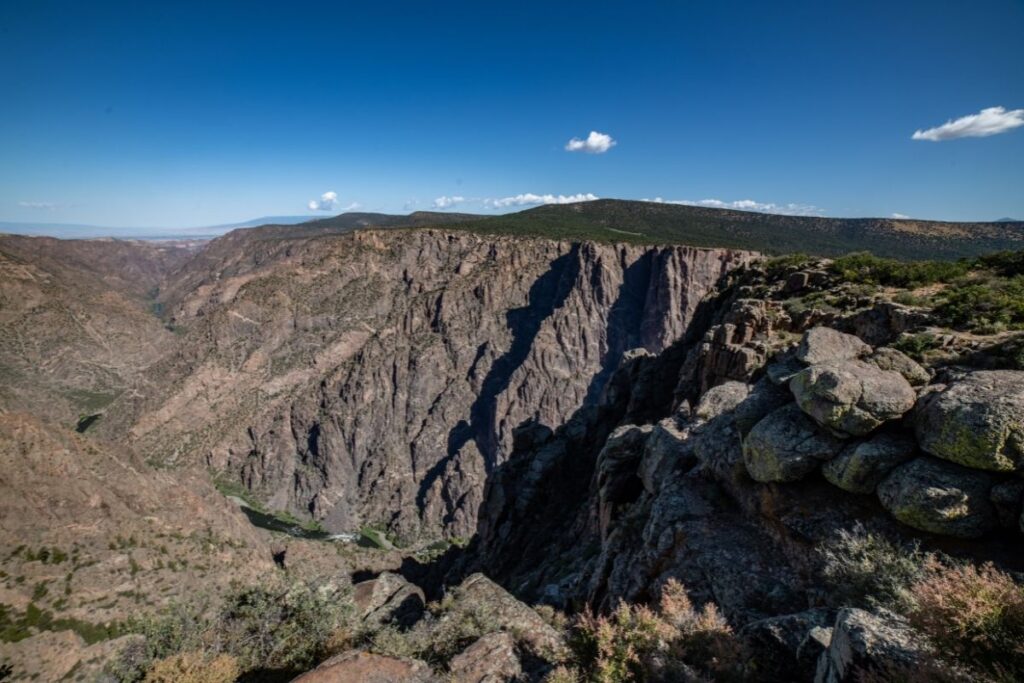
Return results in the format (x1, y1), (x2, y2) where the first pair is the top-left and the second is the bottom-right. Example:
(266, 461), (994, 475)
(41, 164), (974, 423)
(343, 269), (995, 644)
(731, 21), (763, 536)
(1, 201), (1023, 681)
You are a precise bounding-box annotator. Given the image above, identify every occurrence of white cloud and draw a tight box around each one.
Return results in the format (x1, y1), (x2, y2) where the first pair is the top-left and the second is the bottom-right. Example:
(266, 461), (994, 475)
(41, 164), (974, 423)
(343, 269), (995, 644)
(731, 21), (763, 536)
(432, 196), (466, 209)
(19, 201), (58, 210)
(891, 213), (911, 219)
(644, 197), (823, 217)
(565, 131), (616, 154)
(912, 106), (1024, 141)
(487, 193), (599, 209)
(308, 191), (339, 211)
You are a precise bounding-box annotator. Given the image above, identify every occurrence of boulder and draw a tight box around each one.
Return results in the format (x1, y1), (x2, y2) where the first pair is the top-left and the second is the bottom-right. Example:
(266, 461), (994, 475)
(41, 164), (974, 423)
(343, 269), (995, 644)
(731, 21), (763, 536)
(914, 370), (1024, 472)
(445, 573), (566, 660)
(743, 404), (844, 482)
(877, 457), (995, 538)
(796, 327), (871, 365)
(449, 632), (522, 683)
(352, 572), (425, 627)
(766, 355), (805, 386)
(791, 360), (916, 437)
(292, 650), (433, 683)
(814, 609), (930, 683)
(694, 381), (751, 421)
(868, 347), (930, 386)
(822, 432), (916, 494)
(740, 608), (835, 682)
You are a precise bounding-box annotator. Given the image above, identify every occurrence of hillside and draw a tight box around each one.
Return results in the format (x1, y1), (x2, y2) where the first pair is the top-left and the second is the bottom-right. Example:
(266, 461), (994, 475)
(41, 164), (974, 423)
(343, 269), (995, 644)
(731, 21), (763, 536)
(442, 199), (1024, 260)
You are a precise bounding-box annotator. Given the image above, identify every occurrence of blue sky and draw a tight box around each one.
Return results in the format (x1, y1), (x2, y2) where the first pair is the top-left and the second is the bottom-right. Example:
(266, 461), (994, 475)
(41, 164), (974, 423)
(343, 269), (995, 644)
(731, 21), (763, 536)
(2, 0), (1023, 229)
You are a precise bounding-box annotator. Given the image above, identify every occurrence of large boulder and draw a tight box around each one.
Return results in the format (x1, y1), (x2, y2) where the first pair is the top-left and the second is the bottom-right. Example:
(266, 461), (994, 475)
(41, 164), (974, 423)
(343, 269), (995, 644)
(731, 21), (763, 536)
(743, 404), (844, 482)
(877, 457), (995, 538)
(352, 572), (425, 627)
(733, 377), (791, 436)
(796, 327), (871, 365)
(822, 432), (916, 494)
(914, 370), (1024, 472)
(449, 632), (522, 683)
(292, 650), (433, 683)
(444, 574), (566, 661)
(791, 360), (916, 437)
(814, 609), (930, 683)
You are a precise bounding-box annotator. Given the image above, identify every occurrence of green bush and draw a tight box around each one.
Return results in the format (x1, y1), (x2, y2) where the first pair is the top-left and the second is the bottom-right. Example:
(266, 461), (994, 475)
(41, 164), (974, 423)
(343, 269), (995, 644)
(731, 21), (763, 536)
(934, 275), (1024, 332)
(829, 252), (971, 288)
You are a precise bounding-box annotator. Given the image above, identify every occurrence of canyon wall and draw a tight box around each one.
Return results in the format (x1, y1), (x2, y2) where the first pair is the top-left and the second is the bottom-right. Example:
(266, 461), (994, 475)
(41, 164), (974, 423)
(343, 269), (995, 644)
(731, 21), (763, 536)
(104, 230), (751, 539)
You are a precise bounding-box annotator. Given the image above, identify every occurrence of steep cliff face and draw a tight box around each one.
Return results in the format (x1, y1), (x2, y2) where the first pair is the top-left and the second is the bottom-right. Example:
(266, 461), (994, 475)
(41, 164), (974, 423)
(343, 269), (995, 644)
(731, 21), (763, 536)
(103, 230), (750, 539)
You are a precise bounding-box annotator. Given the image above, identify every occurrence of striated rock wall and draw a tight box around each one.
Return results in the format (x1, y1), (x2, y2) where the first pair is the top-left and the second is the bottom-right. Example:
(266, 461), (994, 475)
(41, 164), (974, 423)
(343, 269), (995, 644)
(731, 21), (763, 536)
(105, 230), (750, 539)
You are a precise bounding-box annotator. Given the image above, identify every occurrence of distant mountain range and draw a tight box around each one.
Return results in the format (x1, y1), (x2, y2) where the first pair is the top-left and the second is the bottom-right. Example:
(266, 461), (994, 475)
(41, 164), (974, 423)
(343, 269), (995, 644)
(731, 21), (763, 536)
(0, 215), (319, 239)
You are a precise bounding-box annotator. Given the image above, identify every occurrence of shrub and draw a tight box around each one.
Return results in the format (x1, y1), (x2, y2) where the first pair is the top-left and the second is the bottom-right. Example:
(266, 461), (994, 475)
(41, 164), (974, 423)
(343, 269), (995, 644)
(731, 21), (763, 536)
(933, 275), (1024, 332)
(143, 652), (239, 683)
(818, 524), (925, 611)
(908, 560), (1024, 678)
(562, 579), (743, 682)
(892, 332), (941, 361)
(829, 253), (970, 288)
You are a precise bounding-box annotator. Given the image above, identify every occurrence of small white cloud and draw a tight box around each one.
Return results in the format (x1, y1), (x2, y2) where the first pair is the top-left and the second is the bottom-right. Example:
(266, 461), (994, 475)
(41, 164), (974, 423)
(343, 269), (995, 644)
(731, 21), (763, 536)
(912, 106), (1024, 141)
(432, 196), (466, 209)
(565, 131), (616, 154)
(644, 197), (823, 217)
(308, 191), (339, 212)
(19, 201), (58, 210)
(487, 193), (599, 209)
(891, 213), (911, 219)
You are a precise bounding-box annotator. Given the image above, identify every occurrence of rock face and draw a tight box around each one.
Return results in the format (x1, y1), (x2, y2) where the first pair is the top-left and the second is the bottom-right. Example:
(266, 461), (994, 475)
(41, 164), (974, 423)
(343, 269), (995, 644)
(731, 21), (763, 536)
(914, 370), (1024, 472)
(790, 360), (916, 437)
(877, 457), (995, 538)
(448, 632), (522, 683)
(100, 230), (749, 539)
(815, 609), (931, 683)
(292, 651), (434, 683)
(743, 404), (843, 482)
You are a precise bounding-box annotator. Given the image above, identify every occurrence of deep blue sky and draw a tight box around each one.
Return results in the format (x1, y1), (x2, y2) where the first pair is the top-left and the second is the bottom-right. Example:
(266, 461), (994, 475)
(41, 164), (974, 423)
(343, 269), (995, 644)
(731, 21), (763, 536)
(2, 0), (1023, 229)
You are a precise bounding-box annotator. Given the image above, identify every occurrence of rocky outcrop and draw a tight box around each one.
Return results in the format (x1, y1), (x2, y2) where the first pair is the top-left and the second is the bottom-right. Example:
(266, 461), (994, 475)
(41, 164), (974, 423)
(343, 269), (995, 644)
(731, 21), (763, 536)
(821, 432), (916, 494)
(352, 572), (426, 627)
(814, 609), (931, 683)
(448, 632), (523, 683)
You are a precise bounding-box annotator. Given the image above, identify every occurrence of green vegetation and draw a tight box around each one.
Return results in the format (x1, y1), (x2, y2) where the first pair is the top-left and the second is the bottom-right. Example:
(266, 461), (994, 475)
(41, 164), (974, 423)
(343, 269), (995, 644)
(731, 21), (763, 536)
(0, 601), (123, 644)
(109, 580), (351, 682)
(432, 200), (1022, 260)
(212, 476), (328, 537)
(818, 524), (925, 611)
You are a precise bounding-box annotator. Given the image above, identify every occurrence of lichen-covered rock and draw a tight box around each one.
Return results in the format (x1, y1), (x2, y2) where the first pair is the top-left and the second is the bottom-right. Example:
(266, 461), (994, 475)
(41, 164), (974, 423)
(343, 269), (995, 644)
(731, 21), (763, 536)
(914, 370), (1024, 472)
(449, 632), (522, 683)
(877, 457), (995, 538)
(791, 360), (916, 437)
(822, 432), (916, 494)
(796, 327), (871, 365)
(695, 381), (751, 421)
(743, 404), (844, 482)
(868, 347), (930, 386)
(352, 572), (426, 628)
(814, 609), (930, 683)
